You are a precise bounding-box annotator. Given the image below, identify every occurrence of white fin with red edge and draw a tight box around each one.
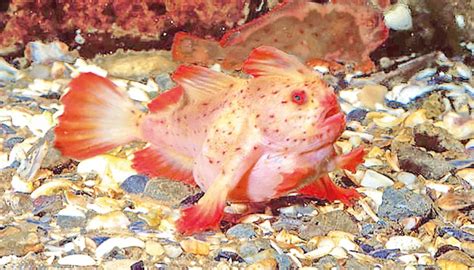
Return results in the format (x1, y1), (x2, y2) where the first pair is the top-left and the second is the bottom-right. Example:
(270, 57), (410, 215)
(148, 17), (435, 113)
(172, 65), (241, 103)
(54, 72), (143, 160)
(242, 46), (312, 77)
(132, 146), (195, 185)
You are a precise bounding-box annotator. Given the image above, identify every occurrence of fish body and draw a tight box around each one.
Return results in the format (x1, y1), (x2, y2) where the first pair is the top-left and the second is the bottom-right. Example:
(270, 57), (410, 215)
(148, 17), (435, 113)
(54, 46), (364, 234)
(172, 0), (388, 72)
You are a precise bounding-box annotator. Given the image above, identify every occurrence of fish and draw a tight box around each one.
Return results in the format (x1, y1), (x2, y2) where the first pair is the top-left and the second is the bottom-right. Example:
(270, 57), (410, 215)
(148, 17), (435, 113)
(54, 46), (365, 235)
(172, 0), (388, 72)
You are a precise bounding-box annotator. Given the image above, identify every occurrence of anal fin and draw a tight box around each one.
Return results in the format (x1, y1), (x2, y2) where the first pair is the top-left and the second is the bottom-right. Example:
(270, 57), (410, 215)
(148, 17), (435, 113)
(298, 175), (361, 206)
(132, 146), (195, 185)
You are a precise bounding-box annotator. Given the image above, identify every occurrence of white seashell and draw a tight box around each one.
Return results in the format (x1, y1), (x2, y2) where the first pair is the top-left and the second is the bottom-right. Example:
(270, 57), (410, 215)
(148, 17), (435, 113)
(455, 14), (465, 28)
(72, 59), (107, 78)
(384, 4), (413, 30)
(367, 112), (404, 128)
(404, 109), (428, 128)
(455, 63), (472, 80)
(163, 245), (183, 258)
(31, 180), (72, 199)
(57, 205), (86, 218)
(128, 87), (150, 102)
(58, 254), (96, 266)
(0, 57), (22, 82)
(396, 172), (417, 186)
(28, 111), (54, 137)
(385, 236), (422, 252)
(77, 155), (136, 189)
(0, 153), (9, 169)
(87, 197), (124, 214)
(11, 174), (34, 193)
(425, 181), (453, 193)
(414, 68), (437, 81)
(361, 170), (394, 189)
(359, 189), (384, 207)
(440, 112), (474, 140)
(386, 84), (435, 105)
(145, 241), (165, 257)
(398, 254), (417, 264)
(305, 237), (335, 259)
(329, 247), (348, 259)
(95, 237), (145, 258)
(86, 211), (131, 231)
(456, 168), (474, 188)
(437, 83), (463, 92)
(363, 158), (384, 168)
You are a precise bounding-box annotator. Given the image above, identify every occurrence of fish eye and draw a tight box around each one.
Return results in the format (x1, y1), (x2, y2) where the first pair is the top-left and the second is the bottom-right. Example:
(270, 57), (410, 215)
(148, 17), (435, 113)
(291, 90), (307, 105)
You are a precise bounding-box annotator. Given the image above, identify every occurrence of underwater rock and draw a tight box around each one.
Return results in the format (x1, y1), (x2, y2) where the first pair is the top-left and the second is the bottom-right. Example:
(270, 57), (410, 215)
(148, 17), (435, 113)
(93, 50), (177, 81)
(384, 4), (413, 31)
(413, 123), (465, 155)
(172, 0), (388, 71)
(377, 187), (431, 222)
(24, 41), (77, 64)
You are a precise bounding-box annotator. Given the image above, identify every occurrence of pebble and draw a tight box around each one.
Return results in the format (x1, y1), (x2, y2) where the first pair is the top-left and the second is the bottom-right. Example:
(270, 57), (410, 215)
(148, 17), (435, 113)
(226, 223), (257, 239)
(0, 124), (16, 135)
(396, 172), (417, 186)
(163, 244), (183, 258)
(180, 238), (210, 256)
(358, 84), (387, 110)
(377, 187), (431, 222)
(145, 240), (165, 257)
(215, 250), (244, 262)
(25, 41), (76, 64)
(360, 170), (394, 189)
(455, 63), (472, 80)
(396, 144), (453, 180)
(86, 211), (131, 231)
(275, 254), (292, 270)
(57, 254), (96, 266)
(3, 137), (25, 150)
(95, 237), (145, 258)
(384, 4), (413, 31)
(56, 205), (86, 228)
(415, 68), (437, 81)
(385, 236), (422, 252)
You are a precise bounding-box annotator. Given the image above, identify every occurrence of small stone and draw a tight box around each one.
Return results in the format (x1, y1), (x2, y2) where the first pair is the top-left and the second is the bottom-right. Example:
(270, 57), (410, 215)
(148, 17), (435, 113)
(361, 170), (394, 189)
(455, 63), (472, 80)
(358, 84), (388, 110)
(215, 250), (244, 262)
(163, 245), (183, 258)
(436, 259), (469, 270)
(378, 187), (432, 222)
(396, 172), (417, 186)
(226, 224), (257, 239)
(86, 211), (131, 231)
(120, 174), (149, 194)
(0, 123), (16, 135)
(144, 179), (195, 206)
(3, 136), (25, 150)
(413, 124), (465, 154)
(384, 4), (413, 30)
(56, 206), (87, 228)
(395, 143), (453, 180)
(275, 254), (292, 270)
(299, 211), (359, 240)
(145, 241), (165, 257)
(347, 109), (368, 122)
(385, 236), (422, 252)
(180, 238), (210, 256)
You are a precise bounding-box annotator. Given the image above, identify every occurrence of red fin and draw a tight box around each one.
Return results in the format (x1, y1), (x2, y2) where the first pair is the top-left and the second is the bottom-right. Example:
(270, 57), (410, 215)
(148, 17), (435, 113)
(54, 73), (142, 160)
(132, 146), (195, 185)
(148, 86), (183, 112)
(336, 146), (365, 173)
(276, 167), (315, 195)
(172, 65), (241, 102)
(242, 46), (310, 78)
(176, 184), (229, 235)
(298, 175), (361, 206)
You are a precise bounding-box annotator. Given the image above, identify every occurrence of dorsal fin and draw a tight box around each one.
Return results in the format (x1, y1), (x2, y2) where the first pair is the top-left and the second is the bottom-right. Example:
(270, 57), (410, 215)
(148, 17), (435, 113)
(242, 46), (311, 77)
(172, 65), (241, 103)
(148, 86), (184, 112)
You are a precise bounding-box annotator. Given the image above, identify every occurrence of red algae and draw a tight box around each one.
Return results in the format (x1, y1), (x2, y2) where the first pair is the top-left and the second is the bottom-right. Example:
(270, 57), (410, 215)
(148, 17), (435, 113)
(172, 0), (389, 72)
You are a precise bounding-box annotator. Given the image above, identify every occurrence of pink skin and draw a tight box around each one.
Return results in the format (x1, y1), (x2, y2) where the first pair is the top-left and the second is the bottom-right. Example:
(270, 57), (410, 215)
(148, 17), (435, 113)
(54, 46), (359, 235)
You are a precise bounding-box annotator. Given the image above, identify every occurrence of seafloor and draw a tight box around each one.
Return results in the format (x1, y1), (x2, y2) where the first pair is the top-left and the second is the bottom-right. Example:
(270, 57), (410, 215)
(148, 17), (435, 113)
(0, 2), (474, 270)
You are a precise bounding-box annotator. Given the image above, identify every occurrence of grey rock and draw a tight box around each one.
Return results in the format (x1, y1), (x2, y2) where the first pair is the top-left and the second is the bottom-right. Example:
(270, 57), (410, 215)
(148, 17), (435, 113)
(56, 215), (86, 228)
(395, 143), (453, 180)
(3, 136), (25, 150)
(121, 175), (149, 194)
(299, 211), (359, 240)
(226, 224), (257, 239)
(143, 179), (195, 207)
(378, 187), (432, 222)
(275, 254), (292, 270)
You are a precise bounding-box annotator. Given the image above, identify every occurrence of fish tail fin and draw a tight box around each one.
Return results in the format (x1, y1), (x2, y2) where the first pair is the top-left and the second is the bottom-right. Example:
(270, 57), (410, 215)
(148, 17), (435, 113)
(54, 72), (144, 160)
(171, 32), (224, 66)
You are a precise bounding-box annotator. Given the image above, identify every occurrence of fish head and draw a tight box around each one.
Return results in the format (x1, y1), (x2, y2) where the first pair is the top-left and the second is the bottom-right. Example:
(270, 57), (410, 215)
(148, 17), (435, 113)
(252, 76), (345, 152)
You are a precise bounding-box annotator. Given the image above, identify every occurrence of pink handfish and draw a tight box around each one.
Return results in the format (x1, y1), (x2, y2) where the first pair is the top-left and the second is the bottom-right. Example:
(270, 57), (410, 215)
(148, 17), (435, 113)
(54, 46), (364, 235)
